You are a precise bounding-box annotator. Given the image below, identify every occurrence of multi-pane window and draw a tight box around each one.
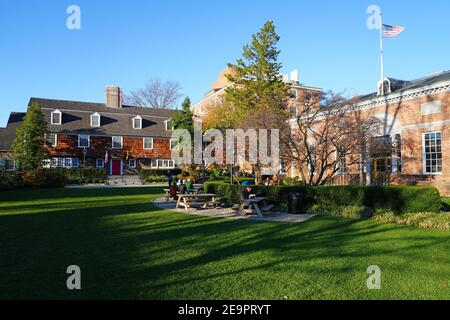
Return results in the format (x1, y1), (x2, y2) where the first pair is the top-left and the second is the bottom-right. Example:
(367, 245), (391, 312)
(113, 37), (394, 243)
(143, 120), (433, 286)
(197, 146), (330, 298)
(51, 110), (62, 125)
(165, 119), (174, 131)
(424, 132), (442, 174)
(289, 106), (297, 118)
(48, 158), (79, 168)
(336, 146), (346, 175)
(46, 133), (57, 147)
(151, 159), (158, 168)
(129, 159), (137, 168)
(289, 89), (297, 100)
(91, 113), (101, 127)
(133, 116), (142, 129)
(96, 158), (104, 168)
(112, 136), (123, 149)
(143, 137), (153, 150)
(78, 135), (90, 148)
(158, 159), (175, 168)
(170, 138), (179, 150)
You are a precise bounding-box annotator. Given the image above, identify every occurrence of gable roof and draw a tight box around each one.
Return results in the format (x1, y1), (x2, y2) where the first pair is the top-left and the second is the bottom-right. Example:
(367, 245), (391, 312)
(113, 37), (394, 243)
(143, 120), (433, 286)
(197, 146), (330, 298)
(357, 70), (450, 103)
(0, 112), (26, 151)
(28, 98), (175, 138)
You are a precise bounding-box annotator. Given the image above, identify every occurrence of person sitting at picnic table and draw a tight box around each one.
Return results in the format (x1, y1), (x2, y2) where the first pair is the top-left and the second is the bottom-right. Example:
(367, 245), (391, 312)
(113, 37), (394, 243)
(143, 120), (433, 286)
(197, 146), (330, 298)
(169, 181), (178, 199)
(185, 179), (193, 192)
(178, 180), (187, 195)
(242, 186), (253, 200)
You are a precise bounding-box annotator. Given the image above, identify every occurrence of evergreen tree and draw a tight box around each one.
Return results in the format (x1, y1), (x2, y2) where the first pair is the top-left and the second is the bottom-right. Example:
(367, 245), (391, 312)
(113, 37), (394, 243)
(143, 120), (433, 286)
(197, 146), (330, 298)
(224, 21), (290, 184)
(225, 20), (289, 124)
(11, 103), (48, 171)
(171, 97), (194, 136)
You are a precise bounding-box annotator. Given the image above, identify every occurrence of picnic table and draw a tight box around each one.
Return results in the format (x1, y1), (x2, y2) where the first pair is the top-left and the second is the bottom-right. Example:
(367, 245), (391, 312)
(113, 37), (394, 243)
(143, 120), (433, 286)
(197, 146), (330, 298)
(176, 193), (217, 210)
(237, 197), (272, 217)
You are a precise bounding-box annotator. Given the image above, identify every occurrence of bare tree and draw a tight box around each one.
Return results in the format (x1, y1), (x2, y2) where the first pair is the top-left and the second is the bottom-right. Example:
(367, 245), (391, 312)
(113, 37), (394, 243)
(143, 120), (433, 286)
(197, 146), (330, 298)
(125, 78), (182, 109)
(282, 91), (384, 186)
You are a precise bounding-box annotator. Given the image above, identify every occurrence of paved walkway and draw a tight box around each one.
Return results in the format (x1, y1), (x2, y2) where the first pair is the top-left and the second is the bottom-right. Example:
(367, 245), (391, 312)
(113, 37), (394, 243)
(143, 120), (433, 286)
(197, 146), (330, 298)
(152, 197), (315, 223)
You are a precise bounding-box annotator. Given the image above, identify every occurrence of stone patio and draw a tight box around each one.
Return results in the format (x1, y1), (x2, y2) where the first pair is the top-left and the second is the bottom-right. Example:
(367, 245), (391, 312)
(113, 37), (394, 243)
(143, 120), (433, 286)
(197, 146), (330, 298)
(152, 197), (315, 223)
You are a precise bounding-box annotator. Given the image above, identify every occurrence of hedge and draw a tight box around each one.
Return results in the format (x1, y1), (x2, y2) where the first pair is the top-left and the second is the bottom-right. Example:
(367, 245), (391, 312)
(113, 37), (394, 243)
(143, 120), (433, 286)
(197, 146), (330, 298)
(204, 182), (242, 207)
(0, 171), (23, 190)
(65, 168), (106, 185)
(202, 182), (442, 214)
(21, 169), (67, 188)
(313, 185), (442, 214)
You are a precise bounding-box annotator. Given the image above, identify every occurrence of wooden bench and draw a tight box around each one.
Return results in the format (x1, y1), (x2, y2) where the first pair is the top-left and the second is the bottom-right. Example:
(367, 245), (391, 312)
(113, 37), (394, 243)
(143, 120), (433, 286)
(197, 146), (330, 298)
(176, 194), (217, 211)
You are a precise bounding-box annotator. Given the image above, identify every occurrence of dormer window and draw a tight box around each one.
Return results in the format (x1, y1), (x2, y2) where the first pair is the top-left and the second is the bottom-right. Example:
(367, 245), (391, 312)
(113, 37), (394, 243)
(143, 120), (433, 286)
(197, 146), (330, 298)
(377, 78), (392, 96)
(133, 116), (142, 130)
(165, 119), (174, 131)
(289, 89), (298, 100)
(90, 112), (101, 127)
(51, 110), (62, 125)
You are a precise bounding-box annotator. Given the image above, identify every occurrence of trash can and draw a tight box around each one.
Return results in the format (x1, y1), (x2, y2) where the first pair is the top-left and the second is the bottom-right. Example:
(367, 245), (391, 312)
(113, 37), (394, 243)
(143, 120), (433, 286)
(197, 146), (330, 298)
(288, 192), (303, 214)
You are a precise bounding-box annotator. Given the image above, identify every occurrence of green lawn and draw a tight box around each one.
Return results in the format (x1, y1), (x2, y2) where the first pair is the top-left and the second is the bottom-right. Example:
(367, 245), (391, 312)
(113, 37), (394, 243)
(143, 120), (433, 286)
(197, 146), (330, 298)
(0, 187), (449, 300)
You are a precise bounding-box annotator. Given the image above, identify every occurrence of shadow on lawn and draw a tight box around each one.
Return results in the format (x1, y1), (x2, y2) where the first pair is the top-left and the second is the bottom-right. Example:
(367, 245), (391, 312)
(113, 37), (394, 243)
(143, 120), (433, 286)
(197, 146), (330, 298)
(0, 190), (449, 299)
(0, 187), (165, 204)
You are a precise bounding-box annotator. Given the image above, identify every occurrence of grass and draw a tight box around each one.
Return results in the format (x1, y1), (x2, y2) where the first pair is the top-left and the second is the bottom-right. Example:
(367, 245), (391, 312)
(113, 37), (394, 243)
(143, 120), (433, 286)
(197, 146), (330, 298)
(0, 187), (449, 300)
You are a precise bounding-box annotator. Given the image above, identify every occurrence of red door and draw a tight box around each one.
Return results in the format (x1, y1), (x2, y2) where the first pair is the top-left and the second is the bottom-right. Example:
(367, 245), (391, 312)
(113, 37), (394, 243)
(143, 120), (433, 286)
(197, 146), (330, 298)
(111, 159), (121, 175)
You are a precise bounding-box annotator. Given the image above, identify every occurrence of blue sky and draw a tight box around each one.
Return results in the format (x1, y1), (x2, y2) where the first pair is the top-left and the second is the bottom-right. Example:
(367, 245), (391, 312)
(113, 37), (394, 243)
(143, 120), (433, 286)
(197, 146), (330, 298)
(1, 0), (449, 127)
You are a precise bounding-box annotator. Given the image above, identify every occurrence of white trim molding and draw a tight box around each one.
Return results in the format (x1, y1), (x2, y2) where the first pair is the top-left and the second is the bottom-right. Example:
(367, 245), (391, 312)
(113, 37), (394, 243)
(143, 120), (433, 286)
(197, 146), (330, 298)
(51, 109), (62, 125)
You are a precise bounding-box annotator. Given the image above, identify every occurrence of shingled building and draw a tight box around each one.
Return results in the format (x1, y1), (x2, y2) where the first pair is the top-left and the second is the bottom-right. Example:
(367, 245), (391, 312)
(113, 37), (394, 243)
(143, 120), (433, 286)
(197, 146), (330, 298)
(0, 86), (177, 175)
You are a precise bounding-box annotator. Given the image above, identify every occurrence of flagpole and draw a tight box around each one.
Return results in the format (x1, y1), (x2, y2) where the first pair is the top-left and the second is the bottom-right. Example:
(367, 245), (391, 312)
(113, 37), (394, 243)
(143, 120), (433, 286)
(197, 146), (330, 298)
(379, 11), (384, 95)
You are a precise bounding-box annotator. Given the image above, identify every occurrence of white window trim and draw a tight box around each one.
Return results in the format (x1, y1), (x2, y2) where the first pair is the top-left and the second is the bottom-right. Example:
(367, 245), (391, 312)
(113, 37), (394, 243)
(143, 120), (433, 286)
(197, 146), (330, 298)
(170, 138), (179, 151)
(422, 131), (443, 175)
(151, 159), (159, 169)
(129, 159), (137, 168)
(133, 116), (142, 130)
(46, 133), (58, 147)
(165, 119), (174, 131)
(112, 136), (123, 149)
(143, 137), (154, 150)
(51, 109), (62, 125)
(90, 112), (101, 127)
(78, 135), (90, 148)
(96, 158), (104, 168)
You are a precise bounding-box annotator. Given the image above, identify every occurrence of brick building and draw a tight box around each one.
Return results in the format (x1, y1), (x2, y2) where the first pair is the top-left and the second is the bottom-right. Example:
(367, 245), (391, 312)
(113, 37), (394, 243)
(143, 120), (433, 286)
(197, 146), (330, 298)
(310, 71), (450, 196)
(0, 86), (177, 175)
(192, 68), (450, 195)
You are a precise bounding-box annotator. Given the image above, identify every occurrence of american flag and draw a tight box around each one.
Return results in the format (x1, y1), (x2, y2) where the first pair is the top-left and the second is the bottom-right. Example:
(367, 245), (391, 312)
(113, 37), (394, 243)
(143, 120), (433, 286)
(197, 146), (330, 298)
(382, 24), (405, 37)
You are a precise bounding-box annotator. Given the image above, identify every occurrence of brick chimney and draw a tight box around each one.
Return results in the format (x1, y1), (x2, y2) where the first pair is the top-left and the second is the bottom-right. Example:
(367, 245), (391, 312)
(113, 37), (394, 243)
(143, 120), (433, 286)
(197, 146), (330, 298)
(105, 85), (122, 108)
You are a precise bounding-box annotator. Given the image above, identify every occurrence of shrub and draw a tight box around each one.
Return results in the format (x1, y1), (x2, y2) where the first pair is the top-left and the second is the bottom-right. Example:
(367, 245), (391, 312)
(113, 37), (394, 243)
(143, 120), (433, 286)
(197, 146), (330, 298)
(140, 169), (182, 181)
(0, 171), (22, 190)
(22, 169), (67, 188)
(373, 211), (450, 231)
(309, 204), (374, 219)
(204, 182), (241, 207)
(143, 175), (167, 184)
(313, 186), (442, 214)
(65, 168), (106, 185)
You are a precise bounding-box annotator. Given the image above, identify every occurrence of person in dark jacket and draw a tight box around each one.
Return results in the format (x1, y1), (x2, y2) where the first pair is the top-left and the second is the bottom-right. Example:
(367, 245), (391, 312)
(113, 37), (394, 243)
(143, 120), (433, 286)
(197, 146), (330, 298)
(241, 186), (253, 200)
(169, 181), (178, 199)
(167, 171), (174, 188)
